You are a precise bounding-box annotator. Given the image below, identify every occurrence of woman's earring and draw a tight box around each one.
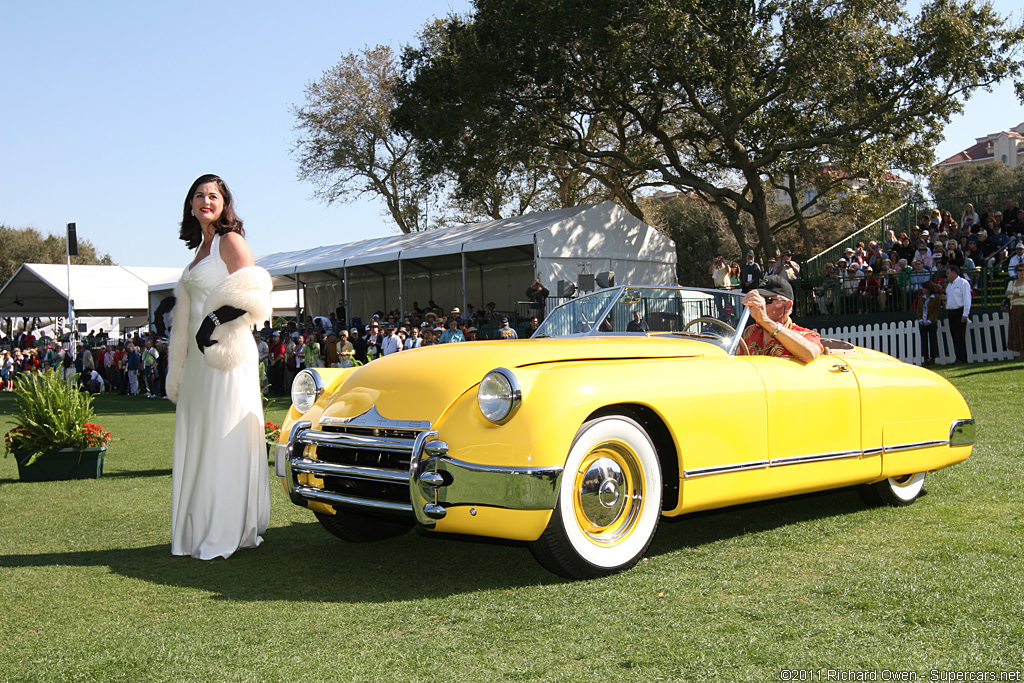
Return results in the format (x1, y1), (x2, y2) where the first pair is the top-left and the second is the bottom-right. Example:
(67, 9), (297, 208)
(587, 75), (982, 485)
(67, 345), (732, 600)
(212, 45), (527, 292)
(190, 209), (195, 217)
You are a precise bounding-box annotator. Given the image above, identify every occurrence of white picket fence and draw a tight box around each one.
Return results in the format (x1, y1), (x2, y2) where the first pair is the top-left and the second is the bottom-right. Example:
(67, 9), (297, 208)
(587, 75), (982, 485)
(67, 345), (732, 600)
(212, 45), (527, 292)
(815, 312), (1015, 365)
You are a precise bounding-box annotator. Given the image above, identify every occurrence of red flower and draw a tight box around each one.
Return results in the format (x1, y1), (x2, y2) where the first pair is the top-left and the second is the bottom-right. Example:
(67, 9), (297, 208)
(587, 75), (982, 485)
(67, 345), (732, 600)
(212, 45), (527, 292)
(81, 422), (113, 448)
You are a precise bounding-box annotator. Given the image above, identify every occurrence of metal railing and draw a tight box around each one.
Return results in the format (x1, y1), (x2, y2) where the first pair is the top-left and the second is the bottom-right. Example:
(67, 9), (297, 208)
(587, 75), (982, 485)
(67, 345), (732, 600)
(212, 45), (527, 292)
(804, 204), (907, 279)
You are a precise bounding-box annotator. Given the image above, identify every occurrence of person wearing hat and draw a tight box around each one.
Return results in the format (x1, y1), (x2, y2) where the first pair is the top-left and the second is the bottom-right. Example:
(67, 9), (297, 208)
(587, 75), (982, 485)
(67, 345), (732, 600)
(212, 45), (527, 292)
(1008, 241), (1024, 278)
(380, 324), (402, 356)
(497, 316), (518, 340)
(738, 275), (822, 362)
(450, 307), (462, 325)
(739, 251), (762, 293)
(770, 250), (801, 281)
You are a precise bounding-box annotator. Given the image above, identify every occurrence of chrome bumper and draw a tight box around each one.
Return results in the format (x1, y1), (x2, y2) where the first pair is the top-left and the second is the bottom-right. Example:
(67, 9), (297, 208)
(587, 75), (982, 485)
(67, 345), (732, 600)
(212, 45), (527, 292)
(275, 420), (562, 528)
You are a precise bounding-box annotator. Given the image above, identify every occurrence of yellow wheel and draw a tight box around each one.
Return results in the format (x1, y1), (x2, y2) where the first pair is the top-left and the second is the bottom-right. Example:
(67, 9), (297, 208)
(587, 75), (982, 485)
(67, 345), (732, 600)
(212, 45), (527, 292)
(530, 416), (662, 579)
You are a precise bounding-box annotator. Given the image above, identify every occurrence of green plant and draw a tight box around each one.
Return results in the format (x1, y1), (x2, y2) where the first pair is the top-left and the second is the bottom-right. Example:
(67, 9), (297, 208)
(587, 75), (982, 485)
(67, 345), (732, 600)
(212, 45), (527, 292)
(2, 369), (112, 466)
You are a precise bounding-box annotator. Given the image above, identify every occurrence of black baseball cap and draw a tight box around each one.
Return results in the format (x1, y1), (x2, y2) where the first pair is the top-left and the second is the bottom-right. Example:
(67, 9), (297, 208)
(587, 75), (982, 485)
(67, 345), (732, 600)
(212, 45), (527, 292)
(756, 275), (794, 301)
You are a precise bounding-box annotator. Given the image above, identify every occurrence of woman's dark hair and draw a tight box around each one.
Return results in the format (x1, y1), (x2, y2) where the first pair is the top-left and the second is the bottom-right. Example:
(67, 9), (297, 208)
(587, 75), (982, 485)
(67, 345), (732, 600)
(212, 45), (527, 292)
(178, 174), (244, 249)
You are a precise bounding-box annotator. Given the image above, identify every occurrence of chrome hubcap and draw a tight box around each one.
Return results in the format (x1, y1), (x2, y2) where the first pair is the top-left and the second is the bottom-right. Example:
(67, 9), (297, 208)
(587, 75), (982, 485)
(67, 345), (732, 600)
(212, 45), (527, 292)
(579, 457), (626, 527)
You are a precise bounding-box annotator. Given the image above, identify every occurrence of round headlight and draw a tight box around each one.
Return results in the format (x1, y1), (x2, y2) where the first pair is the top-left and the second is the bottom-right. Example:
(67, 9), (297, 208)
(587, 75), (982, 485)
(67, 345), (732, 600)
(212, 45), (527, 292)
(291, 369), (324, 414)
(477, 368), (522, 424)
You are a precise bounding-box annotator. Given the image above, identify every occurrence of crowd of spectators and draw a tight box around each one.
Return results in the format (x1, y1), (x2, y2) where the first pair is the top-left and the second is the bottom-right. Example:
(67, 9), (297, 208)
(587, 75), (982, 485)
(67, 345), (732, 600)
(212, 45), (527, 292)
(708, 197), (1024, 318)
(0, 325), (168, 397)
(253, 293), (545, 395)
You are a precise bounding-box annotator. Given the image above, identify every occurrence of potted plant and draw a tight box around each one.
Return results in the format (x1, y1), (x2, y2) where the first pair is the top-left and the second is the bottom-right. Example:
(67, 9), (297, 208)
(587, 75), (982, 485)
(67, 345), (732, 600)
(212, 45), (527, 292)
(3, 369), (113, 481)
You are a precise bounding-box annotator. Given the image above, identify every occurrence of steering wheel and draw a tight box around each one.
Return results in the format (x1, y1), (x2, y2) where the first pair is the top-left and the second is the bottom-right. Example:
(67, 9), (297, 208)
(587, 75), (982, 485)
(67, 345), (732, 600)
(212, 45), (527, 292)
(681, 317), (749, 355)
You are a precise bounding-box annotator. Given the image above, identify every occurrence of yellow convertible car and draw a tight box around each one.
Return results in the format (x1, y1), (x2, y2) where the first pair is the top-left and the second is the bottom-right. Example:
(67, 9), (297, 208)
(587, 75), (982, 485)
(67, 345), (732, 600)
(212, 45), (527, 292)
(274, 286), (974, 579)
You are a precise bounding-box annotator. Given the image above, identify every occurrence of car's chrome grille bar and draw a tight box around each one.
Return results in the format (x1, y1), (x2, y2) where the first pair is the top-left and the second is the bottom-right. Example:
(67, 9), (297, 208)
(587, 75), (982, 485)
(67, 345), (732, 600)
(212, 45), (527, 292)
(290, 456), (410, 484)
(297, 429), (416, 454)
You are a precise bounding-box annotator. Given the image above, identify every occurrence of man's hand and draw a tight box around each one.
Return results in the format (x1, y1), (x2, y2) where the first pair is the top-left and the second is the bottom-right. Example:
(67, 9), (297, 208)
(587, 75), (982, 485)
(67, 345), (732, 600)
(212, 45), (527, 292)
(741, 290), (769, 325)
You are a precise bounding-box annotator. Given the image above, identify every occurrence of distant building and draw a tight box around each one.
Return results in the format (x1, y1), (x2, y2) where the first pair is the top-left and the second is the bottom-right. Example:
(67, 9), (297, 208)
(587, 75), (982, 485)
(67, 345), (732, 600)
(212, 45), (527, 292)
(936, 122), (1024, 171)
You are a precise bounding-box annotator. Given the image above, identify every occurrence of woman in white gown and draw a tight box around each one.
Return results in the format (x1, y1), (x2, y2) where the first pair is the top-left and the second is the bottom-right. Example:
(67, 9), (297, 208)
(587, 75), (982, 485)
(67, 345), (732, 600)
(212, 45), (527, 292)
(167, 174), (272, 560)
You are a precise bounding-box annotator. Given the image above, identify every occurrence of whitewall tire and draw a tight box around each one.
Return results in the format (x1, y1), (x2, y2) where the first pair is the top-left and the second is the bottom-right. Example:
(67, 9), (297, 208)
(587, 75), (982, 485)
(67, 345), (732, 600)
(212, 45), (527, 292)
(857, 472), (926, 507)
(529, 415), (662, 579)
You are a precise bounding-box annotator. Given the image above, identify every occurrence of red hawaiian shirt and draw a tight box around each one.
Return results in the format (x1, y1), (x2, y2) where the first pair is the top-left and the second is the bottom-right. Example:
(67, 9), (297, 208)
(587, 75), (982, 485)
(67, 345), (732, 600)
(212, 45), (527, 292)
(737, 320), (823, 358)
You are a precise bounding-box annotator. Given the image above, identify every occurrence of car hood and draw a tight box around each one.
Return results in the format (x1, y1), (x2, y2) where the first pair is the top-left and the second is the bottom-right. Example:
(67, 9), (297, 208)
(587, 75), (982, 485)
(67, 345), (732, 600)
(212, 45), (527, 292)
(318, 336), (716, 425)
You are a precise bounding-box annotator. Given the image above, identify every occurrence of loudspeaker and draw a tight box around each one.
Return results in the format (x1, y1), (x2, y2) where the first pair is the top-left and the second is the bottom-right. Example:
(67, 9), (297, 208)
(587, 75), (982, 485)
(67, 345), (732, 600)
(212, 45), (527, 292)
(67, 223), (78, 256)
(596, 271), (615, 288)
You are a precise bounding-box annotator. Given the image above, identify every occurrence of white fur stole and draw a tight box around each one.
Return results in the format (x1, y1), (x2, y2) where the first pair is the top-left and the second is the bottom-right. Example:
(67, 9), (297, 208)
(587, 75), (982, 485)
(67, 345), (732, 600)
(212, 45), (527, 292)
(165, 266), (272, 403)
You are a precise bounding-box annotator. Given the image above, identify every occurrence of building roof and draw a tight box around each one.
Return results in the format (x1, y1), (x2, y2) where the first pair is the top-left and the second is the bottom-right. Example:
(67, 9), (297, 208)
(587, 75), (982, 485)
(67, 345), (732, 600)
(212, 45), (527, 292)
(937, 122), (1024, 167)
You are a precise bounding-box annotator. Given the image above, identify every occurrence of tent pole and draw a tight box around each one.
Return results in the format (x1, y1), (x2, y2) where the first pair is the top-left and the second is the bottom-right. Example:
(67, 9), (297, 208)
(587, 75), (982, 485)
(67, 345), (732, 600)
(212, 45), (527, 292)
(398, 259), (405, 320)
(461, 251), (467, 316)
(343, 265), (349, 326)
(295, 269), (301, 326)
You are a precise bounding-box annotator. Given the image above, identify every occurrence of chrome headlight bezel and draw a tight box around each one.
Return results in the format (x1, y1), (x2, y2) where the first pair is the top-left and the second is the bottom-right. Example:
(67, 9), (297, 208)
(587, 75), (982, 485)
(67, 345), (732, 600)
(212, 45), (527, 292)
(477, 368), (522, 424)
(291, 368), (325, 414)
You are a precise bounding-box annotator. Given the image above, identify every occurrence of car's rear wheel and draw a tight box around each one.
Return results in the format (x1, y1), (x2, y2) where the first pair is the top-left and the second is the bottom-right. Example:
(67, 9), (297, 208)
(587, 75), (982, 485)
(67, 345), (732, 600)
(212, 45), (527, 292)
(529, 416), (662, 580)
(314, 509), (414, 542)
(857, 472), (926, 507)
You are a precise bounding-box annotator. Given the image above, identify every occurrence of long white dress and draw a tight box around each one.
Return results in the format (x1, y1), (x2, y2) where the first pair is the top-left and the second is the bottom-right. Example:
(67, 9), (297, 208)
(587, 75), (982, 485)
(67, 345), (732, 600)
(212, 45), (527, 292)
(170, 235), (270, 559)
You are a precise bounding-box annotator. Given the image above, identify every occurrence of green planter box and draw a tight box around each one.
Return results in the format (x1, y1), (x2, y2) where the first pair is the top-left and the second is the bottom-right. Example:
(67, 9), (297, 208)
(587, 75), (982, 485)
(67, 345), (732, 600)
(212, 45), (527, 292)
(13, 447), (106, 482)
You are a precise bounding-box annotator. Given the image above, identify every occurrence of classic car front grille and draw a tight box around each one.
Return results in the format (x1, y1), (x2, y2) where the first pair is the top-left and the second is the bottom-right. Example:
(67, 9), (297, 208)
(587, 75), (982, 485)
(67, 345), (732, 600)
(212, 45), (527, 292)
(292, 423), (425, 514)
(318, 426), (413, 470)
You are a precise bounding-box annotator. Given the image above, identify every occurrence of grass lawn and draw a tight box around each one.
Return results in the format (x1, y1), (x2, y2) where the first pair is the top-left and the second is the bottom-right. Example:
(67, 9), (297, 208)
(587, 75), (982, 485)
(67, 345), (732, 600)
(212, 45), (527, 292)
(1, 361), (1022, 682)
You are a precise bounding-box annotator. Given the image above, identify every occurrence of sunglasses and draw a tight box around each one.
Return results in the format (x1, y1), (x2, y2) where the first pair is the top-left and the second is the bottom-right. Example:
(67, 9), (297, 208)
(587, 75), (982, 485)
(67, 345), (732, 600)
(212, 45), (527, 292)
(763, 296), (787, 304)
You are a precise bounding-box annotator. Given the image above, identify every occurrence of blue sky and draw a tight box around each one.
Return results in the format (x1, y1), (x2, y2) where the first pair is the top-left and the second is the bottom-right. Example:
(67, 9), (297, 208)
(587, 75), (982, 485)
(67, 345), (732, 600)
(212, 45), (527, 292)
(1, 0), (1022, 269)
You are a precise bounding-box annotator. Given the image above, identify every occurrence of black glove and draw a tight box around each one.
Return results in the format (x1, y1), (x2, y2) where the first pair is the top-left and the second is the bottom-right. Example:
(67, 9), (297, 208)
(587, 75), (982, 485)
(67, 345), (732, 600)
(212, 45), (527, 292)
(196, 305), (247, 354)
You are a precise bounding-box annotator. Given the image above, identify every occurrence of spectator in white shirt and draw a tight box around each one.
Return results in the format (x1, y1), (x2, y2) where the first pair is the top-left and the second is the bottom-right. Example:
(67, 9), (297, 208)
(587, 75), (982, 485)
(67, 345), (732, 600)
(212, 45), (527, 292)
(944, 265), (972, 364)
(380, 326), (402, 356)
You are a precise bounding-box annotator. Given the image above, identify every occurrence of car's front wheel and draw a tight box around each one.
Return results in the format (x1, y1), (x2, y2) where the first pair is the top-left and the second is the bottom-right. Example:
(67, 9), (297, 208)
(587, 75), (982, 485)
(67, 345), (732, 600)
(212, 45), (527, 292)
(529, 415), (662, 580)
(314, 510), (414, 542)
(857, 472), (926, 507)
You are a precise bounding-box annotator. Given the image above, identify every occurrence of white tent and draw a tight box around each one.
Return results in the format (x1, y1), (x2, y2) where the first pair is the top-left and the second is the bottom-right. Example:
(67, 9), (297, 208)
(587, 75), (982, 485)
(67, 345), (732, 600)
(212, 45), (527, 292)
(247, 201), (677, 322)
(0, 264), (182, 317)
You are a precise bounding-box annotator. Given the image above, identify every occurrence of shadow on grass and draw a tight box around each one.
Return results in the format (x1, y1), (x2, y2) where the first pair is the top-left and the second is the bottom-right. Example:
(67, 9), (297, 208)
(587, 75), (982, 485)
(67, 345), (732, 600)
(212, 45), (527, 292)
(954, 362), (1023, 379)
(101, 468), (173, 479)
(0, 487), (870, 601)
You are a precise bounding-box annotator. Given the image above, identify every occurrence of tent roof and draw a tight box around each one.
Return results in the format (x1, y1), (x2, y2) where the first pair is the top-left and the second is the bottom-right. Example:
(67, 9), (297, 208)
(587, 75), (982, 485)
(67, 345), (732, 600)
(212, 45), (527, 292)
(0, 264), (182, 317)
(254, 203), (616, 277)
(146, 201), (675, 294)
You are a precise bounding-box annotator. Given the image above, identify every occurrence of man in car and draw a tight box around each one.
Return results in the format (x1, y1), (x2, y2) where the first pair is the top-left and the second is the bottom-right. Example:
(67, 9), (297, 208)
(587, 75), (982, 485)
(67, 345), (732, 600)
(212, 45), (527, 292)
(738, 275), (822, 362)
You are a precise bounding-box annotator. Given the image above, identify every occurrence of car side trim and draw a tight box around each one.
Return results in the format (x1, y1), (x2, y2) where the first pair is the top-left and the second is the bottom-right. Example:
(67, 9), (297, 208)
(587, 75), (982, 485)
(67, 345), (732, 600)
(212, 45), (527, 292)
(683, 459), (770, 478)
(683, 422), (969, 479)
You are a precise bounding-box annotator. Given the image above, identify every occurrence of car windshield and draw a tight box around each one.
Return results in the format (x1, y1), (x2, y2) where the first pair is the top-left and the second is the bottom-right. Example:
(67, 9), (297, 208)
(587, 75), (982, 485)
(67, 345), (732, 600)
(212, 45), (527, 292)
(534, 286), (749, 352)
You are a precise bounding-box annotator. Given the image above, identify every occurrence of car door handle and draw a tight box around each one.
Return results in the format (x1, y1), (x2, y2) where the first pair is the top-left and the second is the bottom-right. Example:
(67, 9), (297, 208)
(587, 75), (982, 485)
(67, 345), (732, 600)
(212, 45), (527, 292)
(830, 364), (851, 373)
